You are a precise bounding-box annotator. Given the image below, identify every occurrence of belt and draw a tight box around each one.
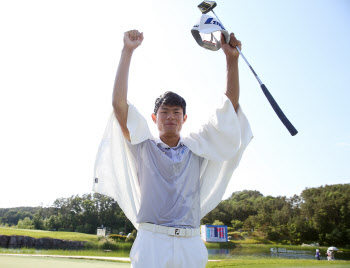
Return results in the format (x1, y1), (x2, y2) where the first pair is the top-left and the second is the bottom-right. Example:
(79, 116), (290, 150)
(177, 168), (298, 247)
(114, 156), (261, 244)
(138, 223), (200, 237)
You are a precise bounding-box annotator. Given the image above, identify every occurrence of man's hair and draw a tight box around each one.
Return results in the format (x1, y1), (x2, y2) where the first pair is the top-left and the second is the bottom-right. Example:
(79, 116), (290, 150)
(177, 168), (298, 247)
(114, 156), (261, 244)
(154, 91), (186, 115)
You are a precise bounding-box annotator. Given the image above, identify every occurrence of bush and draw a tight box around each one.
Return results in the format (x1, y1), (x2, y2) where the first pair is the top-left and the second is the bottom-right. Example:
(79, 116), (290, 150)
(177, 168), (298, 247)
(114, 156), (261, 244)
(100, 238), (119, 250)
(84, 241), (97, 249)
(212, 220), (224, 226)
(125, 229), (137, 243)
(83, 237), (119, 250)
(228, 232), (244, 240)
(109, 234), (127, 242)
(17, 217), (34, 229)
(231, 219), (243, 230)
(75, 225), (85, 233)
(84, 239), (133, 250)
(75, 224), (94, 234)
(267, 231), (282, 241)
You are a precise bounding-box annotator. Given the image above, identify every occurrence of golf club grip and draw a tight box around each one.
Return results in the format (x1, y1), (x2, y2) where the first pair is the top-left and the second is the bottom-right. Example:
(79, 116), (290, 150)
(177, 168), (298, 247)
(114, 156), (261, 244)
(260, 84), (298, 136)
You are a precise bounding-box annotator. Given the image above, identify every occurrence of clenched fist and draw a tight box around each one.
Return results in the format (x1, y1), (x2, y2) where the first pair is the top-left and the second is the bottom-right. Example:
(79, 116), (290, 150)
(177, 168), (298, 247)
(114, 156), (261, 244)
(123, 30), (144, 52)
(221, 33), (241, 59)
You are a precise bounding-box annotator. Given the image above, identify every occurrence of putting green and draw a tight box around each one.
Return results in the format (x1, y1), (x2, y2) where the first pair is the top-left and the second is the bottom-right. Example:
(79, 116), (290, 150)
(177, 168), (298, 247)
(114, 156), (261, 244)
(0, 255), (130, 268)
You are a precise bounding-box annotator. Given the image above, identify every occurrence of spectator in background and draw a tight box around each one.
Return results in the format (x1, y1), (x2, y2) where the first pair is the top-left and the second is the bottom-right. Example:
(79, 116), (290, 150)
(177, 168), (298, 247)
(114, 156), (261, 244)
(315, 249), (320, 260)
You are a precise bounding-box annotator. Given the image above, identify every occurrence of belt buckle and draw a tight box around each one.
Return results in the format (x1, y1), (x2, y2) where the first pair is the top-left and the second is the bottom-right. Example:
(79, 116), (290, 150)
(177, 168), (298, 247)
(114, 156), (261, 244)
(174, 228), (180, 236)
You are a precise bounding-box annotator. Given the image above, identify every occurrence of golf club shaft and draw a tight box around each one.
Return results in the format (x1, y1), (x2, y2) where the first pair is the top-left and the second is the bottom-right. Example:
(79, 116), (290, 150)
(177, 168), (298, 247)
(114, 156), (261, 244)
(235, 46), (262, 85)
(212, 9), (298, 136)
(210, 9), (298, 136)
(235, 46), (297, 136)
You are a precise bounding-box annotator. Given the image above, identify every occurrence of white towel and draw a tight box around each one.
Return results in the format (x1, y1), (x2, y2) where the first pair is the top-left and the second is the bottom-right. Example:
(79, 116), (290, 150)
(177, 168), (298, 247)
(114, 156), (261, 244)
(93, 94), (253, 229)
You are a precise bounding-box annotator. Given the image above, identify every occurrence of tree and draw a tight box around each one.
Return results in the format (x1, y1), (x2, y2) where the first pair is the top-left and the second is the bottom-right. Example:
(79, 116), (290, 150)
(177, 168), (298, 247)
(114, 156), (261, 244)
(300, 184), (350, 246)
(231, 219), (243, 230)
(33, 207), (44, 230)
(17, 217), (34, 229)
(212, 220), (224, 226)
(3, 210), (20, 225)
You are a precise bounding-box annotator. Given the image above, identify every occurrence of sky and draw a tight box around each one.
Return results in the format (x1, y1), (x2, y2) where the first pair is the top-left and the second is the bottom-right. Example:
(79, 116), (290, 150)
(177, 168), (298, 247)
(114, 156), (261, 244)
(0, 0), (349, 208)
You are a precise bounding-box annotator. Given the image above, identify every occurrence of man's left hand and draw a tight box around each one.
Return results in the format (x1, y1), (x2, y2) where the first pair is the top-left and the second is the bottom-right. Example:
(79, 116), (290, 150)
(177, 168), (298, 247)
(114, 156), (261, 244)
(221, 33), (241, 59)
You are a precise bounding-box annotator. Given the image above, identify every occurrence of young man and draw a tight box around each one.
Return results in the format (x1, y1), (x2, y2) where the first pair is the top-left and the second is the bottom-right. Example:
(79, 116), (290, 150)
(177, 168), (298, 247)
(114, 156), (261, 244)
(93, 30), (253, 267)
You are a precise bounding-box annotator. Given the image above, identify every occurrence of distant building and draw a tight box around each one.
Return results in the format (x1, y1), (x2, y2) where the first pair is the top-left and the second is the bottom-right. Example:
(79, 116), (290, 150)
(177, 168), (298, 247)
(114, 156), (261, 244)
(201, 225), (228, 242)
(97, 227), (111, 237)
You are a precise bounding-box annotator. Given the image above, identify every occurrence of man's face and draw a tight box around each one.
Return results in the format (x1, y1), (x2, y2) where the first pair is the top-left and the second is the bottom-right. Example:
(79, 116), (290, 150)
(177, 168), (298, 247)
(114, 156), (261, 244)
(151, 105), (187, 137)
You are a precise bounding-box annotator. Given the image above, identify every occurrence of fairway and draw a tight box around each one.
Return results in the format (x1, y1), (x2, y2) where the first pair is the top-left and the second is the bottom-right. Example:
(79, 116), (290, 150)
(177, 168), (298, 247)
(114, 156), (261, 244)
(0, 255), (130, 268)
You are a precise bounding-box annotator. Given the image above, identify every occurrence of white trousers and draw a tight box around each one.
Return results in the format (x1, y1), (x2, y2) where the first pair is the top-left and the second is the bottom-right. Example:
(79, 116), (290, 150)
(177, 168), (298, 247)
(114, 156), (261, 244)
(130, 229), (208, 268)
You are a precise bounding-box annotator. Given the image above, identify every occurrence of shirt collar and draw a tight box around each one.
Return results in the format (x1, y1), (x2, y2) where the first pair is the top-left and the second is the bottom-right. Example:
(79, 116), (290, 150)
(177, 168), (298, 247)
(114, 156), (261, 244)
(155, 137), (184, 149)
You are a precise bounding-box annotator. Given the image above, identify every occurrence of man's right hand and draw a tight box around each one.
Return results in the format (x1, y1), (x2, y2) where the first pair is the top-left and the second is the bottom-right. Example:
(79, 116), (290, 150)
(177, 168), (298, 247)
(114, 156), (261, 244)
(123, 30), (144, 52)
(113, 30), (143, 142)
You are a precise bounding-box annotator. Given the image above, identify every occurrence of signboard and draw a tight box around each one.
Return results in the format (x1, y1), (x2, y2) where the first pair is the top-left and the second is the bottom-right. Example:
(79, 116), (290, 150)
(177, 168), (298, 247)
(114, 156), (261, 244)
(201, 225), (228, 242)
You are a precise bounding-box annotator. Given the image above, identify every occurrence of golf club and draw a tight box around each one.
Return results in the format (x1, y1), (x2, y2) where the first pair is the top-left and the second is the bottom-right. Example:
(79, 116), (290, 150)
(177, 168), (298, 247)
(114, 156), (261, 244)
(193, 1), (298, 136)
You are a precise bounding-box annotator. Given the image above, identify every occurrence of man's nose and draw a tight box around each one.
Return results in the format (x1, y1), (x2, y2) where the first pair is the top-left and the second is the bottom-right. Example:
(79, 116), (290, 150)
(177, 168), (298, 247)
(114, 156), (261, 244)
(167, 113), (174, 119)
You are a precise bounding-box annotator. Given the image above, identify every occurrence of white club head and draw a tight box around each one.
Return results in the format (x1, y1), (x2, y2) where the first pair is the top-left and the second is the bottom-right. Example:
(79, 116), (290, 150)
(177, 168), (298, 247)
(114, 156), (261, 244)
(191, 13), (230, 51)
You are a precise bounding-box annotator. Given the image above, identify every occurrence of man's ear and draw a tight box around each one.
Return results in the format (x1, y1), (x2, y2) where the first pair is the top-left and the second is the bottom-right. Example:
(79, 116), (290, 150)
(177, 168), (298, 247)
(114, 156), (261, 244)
(183, 114), (187, 123)
(151, 113), (157, 123)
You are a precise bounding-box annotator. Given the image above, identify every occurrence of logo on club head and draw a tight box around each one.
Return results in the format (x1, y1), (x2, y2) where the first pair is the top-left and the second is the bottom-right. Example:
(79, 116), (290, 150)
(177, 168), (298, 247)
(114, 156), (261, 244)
(175, 229), (180, 235)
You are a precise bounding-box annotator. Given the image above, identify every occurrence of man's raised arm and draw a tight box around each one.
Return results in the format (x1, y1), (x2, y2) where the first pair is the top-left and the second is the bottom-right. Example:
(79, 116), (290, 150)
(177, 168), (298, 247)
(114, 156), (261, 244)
(221, 33), (242, 112)
(112, 30), (144, 141)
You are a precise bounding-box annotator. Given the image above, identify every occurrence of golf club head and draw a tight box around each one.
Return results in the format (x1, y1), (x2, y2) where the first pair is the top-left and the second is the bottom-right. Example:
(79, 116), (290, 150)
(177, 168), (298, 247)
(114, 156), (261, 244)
(191, 13), (230, 51)
(198, 1), (217, 14)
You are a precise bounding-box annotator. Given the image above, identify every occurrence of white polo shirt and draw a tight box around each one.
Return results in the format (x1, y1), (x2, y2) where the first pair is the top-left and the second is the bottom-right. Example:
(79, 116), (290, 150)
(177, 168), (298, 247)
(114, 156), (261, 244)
(127, 138), (204, 228)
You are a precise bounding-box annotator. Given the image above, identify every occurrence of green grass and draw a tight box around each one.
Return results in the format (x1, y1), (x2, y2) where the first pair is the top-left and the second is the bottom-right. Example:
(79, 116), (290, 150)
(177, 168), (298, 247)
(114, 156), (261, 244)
(204, 240), (347, 254)
(0, 226), (133, 250)
(1, 256), (349, 268)
(206, 258), (350, 267)
(205, 241), (237, 249)
(0, 227), (98, 243)
(2, 250), (349, 267)
(0, 247), (131, 258)
(232, 238), (273, 244)
(2, 226), (349, 266)
(1, 249), (350, 268)
(0, 255), (130, 268)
